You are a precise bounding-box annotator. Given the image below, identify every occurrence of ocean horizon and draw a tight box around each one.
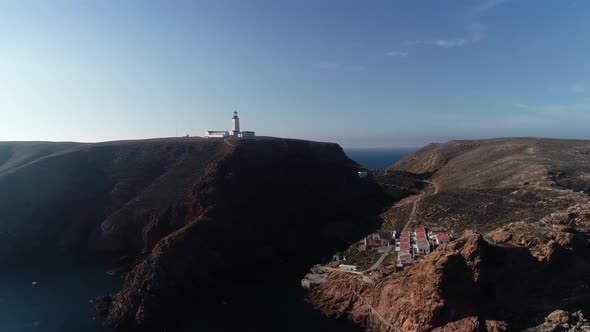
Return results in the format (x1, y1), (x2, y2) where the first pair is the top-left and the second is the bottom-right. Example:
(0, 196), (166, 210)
(344, 147), (417, 170)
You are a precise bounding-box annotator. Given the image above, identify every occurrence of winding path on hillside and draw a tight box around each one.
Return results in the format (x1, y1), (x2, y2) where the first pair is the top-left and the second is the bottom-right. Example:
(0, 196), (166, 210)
(223, 138), (235, 147)
(363, 180), (438, 273)
(331, 180), (439, 275)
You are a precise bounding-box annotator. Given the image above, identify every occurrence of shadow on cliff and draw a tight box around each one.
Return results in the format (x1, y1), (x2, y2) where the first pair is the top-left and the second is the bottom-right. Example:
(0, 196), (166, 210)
(466, 234), (590, 331)
(97, 138), (397, 332)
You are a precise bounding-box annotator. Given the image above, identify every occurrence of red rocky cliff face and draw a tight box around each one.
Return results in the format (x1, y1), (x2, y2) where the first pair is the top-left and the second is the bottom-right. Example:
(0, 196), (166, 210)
(311, 211), (590, 332)
(96, 138), (391, 331)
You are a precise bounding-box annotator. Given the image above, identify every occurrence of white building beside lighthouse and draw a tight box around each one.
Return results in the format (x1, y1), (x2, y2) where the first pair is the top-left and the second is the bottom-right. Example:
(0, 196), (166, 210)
(206, 111), (256, 138)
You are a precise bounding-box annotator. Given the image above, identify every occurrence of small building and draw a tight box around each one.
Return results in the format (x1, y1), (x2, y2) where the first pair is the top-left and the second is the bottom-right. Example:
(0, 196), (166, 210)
(358, 171), (368, 178)
(397, 253), (414, 266)
(332, 252), (344, 261)
(414, 240), (431, 255)
(357, 238), (368, 252)
(206, 130), (229, 138)
(428, 227), (445, 236)
(367, 237), (381, 250)
(435, 233), (451, 246)
(238, 131), (256, 138)
(301, 279), (314, 289)
(339, 264), (358, 271)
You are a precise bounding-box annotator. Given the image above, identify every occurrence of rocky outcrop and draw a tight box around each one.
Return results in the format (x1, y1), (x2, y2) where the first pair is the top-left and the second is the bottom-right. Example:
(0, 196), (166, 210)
(311, 217), (590, 331)
(526, 310), (590, 332)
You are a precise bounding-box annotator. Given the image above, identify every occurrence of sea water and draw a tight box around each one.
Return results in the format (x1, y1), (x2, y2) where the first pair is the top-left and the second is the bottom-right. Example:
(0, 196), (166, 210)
(344, 147), (417, 170)
(0, 256), (120, 332)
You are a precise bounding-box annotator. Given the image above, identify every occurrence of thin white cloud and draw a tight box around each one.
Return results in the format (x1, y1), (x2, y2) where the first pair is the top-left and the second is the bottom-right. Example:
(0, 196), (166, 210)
(404, 24), (486, 49)
(385, 51), (408, 58)
(475, 0), (512, 13)
(428, 39), (467, 48)
(572, 83), (586, 94)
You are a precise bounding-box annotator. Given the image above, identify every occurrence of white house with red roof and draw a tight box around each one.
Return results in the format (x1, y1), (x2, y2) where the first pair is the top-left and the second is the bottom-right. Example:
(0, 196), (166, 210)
(398, 243), (412, 255)
(434, 233), (451, 246)
(395, 236), (410, 250)
(413, 227), (426, 236)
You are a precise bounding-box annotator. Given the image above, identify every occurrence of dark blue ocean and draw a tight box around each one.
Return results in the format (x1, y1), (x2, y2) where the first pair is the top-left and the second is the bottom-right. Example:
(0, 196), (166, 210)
(344, 147), (417, 170)
(0, 149), (414, 332)
(0, 256), (120, 332)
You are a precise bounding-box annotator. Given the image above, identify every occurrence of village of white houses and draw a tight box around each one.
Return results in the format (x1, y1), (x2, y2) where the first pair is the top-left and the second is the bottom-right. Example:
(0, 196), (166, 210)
(301, 226), (460, 289)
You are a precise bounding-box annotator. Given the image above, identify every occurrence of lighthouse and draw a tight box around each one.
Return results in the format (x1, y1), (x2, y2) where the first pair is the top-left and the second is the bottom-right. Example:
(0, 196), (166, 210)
(205, 111), (255, 138)
(231, 111), (240, 136)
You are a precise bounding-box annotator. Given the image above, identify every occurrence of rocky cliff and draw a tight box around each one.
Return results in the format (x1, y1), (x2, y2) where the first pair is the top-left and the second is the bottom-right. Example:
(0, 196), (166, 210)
(310, 138), (590, 331)
(312, 217), (590, 331)
(0, 137), (391, 331)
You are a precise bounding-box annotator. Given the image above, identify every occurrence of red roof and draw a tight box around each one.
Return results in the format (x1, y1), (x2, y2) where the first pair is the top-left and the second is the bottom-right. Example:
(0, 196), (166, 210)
(399, 238), (410, 242)
(436, 233), (450, 240)
(401, 231), (411, 238)
(399, 244), (411, 250)
(415, 227), (426, 233)
(416, 233), (427, 239)
(416, 240), (430, 248)
(398, 253), (412, 259)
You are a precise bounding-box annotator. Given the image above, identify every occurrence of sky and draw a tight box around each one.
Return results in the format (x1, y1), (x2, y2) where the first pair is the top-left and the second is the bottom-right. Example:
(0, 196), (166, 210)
(1, 0), (589, 147)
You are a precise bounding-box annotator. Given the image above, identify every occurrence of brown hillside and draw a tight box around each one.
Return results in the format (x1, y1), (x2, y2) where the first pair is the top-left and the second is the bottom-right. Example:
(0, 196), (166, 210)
(0, 141), (81, 174)
(0, 138), (228, 262)
(311, 138), (590, 331)
(390, 137), (590, 192)
(388, 138), (590, 232)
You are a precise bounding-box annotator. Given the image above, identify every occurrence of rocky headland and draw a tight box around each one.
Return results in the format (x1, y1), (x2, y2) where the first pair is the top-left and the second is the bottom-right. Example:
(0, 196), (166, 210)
(309, 138), (590, 331)
(0, 137), (398, 331)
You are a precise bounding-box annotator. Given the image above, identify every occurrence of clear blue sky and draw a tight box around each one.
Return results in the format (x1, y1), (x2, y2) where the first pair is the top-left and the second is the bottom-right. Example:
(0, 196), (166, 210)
(1, 0), (589, 147)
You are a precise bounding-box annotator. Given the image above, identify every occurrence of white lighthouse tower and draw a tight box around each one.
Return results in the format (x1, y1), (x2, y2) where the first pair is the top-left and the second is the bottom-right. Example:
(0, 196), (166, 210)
(231, 111), (240, 137)
(206, 111), (254, 138)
